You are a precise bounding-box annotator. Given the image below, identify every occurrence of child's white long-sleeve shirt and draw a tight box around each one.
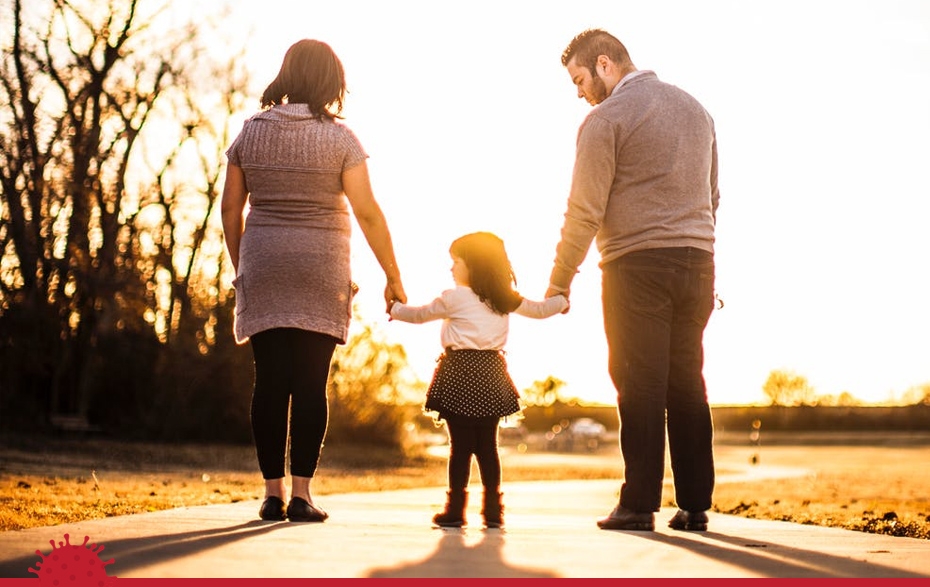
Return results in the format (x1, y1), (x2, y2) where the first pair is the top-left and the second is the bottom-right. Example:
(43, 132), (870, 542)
(390, 286), (568, 351)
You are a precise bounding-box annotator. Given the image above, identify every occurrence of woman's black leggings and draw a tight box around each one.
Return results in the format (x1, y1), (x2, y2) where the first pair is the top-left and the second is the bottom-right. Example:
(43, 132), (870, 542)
(249, 328), (337, 479)
(445, 415), (501, 490)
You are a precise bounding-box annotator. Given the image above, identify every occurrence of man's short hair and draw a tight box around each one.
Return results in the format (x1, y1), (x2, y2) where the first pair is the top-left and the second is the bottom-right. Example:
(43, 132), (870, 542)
(561, 29), (631, 73)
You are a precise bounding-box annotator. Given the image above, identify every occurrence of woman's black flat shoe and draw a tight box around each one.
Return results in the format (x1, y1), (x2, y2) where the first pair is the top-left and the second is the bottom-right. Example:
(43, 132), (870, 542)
(259, 496), (287, 521)
(287, 497), (328, 522)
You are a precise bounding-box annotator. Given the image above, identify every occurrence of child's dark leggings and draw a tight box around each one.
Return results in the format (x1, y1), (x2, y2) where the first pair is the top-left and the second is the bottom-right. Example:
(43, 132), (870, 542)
(445, 415), (501, 490)
(249, 328), (337, 480)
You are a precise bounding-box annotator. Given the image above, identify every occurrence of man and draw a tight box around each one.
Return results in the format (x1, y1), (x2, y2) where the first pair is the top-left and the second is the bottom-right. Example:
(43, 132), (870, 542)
(546, 29), (719, 532)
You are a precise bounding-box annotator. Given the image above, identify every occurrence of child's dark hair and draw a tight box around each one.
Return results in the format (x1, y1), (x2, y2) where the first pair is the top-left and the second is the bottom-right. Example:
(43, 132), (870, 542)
(450, 232), (523, 315)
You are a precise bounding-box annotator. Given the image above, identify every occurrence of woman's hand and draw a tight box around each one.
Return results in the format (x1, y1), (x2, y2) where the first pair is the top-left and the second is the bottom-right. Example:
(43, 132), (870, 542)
(384, 280), (405, 319)
(385, 279), (406, 305)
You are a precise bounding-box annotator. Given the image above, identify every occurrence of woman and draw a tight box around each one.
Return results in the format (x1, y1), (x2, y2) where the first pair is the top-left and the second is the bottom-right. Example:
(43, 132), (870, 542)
(221, 39), (406, 522)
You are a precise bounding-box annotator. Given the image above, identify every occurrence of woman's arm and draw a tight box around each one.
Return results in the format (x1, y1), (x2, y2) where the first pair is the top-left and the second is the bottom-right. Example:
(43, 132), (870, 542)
(343, 161), (406, 306)
(220, 164), (248, 273)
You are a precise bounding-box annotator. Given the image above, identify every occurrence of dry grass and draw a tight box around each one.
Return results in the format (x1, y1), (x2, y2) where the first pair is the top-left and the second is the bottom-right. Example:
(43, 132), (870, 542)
(706, 439), (930, 539)
(0, 435), (448, 531)
(2, 433), (929, 539)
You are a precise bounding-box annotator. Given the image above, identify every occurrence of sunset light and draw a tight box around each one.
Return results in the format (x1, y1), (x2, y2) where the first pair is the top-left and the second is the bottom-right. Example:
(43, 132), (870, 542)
(3, 0), (930, 573)
(193, 0), (930, 406)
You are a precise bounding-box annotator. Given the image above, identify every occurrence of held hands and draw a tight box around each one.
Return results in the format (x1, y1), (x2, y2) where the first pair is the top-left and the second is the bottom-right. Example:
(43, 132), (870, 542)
(384, 279), (407, 317)
(545, 287), (571, 314)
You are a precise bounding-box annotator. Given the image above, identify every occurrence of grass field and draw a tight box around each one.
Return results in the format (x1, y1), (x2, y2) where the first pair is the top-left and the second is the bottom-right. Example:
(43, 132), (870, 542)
(1, 432), (928, 539)
(706, 433), (930, 539)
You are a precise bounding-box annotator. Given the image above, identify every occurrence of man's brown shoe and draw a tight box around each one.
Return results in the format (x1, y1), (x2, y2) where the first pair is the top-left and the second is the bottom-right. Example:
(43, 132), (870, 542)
(668, 509), (708, 531)
(597, 504), (655, 531)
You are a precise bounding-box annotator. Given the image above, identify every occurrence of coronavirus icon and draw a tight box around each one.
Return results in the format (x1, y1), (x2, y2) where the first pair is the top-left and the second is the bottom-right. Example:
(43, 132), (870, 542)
(28, 533), (117, 586)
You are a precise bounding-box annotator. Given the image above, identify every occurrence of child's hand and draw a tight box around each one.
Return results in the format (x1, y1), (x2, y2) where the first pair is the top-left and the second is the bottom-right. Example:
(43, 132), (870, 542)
(546, 287), (570, 314)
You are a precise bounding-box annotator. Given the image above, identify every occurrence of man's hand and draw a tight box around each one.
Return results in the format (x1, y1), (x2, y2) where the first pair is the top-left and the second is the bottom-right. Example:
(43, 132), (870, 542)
(546, 287), (570, 314)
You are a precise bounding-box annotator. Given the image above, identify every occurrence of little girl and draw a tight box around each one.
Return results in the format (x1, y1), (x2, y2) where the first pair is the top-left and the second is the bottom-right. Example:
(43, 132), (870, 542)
(388, 232), (568, 528)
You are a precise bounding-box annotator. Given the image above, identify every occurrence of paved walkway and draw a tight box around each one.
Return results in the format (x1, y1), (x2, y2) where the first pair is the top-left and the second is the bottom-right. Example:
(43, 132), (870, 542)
(1, 480), (928, 578)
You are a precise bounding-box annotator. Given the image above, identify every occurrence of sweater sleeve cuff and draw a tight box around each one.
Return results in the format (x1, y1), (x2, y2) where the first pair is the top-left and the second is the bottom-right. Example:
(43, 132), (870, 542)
(548, 265), (577, 294)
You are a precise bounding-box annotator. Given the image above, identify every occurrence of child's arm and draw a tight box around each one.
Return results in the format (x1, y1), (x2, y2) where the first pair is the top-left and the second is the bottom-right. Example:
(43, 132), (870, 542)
(513, 295), (570, 319)
(390, 292), (451, 324)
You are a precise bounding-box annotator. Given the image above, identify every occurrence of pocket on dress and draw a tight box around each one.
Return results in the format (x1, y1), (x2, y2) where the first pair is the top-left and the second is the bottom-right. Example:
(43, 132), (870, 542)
(232, 274), (248, 315)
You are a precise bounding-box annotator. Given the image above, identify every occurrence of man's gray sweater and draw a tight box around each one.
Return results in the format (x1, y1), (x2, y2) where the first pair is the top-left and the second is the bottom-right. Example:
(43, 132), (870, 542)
(549, 71), (719, 293)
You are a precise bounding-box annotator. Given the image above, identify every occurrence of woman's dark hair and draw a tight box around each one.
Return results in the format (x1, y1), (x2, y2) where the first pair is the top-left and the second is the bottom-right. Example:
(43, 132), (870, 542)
(450, 232), (523, 315)
(261, 39), (346, 119)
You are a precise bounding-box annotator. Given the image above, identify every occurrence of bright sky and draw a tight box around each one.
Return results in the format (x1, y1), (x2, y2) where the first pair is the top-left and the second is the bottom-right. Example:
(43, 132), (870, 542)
(198, 0), (930, 406)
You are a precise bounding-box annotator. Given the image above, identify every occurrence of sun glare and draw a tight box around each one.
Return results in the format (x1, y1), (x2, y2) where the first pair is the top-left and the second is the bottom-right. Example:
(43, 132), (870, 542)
(155, 0), (930, 405)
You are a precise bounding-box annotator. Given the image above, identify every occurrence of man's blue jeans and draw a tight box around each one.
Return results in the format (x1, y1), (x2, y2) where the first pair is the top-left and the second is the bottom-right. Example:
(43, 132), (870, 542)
(602, 247), (716, 513)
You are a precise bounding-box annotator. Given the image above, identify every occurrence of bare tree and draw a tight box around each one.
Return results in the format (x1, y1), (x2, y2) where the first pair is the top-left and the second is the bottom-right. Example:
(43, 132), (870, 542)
(132, 47), (250, 347)
(0, 0), (250, 428)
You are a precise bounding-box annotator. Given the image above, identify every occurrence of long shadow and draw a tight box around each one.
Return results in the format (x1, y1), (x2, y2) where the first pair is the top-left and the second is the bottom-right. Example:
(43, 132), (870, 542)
(601, 528), (926, 578)
(365, 529), (559, 578)
(0, 520), (290, 578)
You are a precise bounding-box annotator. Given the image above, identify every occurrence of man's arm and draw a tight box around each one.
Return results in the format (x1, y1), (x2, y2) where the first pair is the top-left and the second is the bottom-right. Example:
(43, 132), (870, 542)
(547, 114), (617, 297)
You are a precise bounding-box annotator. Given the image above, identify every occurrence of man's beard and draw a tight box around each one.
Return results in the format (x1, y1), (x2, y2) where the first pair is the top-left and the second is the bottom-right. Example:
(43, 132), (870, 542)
(590, 76), (608, 104)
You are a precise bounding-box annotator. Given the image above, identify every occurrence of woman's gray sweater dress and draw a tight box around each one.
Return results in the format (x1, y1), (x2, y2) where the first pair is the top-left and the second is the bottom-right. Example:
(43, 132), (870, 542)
(226, 103), (367, 344)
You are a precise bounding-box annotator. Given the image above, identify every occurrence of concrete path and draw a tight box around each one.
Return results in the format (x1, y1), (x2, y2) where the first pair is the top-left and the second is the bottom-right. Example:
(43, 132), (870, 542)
(1, 480), (928, 578)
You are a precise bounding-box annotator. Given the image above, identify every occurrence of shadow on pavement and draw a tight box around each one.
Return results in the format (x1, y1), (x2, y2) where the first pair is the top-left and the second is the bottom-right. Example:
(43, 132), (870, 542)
(0, 520), (289, 578)
(365, 529), (559, 578)
(608, 529), (926, 578)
